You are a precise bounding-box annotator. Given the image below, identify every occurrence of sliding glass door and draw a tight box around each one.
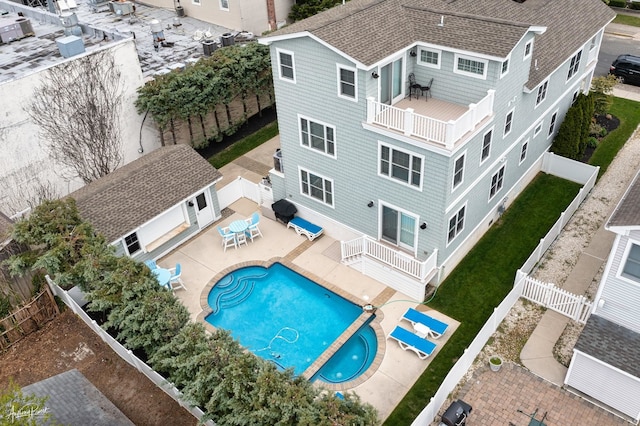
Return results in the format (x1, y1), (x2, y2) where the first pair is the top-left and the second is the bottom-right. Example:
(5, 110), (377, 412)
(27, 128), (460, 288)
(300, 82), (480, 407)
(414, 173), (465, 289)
(380, 57), (404, 105)
(381, 205), (416, 250)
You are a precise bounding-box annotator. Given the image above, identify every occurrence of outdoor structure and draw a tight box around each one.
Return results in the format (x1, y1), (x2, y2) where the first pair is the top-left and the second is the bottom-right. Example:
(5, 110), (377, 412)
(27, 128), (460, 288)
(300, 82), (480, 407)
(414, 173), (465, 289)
(565, 170), (640, 423)
(70, 145), (223, 262)
(139, 0), (294, 35)
(259, 0), (614, 298)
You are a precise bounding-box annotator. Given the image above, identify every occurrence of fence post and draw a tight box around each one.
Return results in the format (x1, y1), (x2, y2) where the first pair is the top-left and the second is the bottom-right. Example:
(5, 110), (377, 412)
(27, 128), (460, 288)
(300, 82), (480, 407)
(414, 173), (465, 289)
(404, 108), (414, 136)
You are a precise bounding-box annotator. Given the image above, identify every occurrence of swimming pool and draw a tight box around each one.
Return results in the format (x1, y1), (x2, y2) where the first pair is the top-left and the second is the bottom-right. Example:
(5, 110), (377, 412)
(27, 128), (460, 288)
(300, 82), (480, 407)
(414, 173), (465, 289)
(205, 262), (376, 378)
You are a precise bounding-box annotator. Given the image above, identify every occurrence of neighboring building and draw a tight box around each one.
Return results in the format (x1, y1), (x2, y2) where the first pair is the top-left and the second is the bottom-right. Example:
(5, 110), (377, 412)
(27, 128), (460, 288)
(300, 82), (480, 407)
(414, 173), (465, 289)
(565, 170), (640, 423)
(140, 0), (294, 35)
(259, 0), (614, 298)
(70, 145), (223, 261)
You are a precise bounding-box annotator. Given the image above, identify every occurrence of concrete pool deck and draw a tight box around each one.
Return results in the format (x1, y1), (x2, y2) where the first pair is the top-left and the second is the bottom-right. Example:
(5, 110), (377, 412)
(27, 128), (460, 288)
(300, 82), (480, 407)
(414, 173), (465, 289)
(156, 137), (459, 421)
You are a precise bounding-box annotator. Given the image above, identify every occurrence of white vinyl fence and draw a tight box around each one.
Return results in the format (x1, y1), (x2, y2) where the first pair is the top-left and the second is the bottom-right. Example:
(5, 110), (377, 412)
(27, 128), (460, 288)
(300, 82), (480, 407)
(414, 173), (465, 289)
(412, 160), (600, 425)
(217, 177), (261, 210)
(521, 276), (592, 323)
(46, 276), (214, 426)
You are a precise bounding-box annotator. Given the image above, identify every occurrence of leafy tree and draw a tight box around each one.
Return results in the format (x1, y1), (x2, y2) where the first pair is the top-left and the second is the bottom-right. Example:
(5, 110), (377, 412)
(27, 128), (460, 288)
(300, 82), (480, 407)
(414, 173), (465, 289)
(591, 74), (618, 115)
(289, 0), (348, 22)
(0, 379), (54, 426)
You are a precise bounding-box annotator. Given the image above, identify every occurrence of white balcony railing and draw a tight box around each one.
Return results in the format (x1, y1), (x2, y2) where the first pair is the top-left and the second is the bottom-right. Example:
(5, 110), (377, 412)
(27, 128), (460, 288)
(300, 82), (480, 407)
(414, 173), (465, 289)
(341, 235), (438, 282)
(366, 89), (495, 150)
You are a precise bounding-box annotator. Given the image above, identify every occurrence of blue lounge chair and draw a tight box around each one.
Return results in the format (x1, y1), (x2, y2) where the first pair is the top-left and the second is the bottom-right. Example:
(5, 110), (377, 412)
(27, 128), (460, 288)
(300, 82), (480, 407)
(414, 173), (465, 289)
(401, 308), (449, 339)
(388, 326), (436, 360)
(144, 259), (157, 270)
(287, 217), (323, 241)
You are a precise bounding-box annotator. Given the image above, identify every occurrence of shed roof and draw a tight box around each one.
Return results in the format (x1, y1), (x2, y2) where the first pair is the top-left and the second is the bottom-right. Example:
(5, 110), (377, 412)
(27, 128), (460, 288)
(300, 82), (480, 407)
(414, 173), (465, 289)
(70, 145), (222, 242)
(608, 170), (640, 229)
(266, 0), (614, 88)
(575, 314), (640, 378)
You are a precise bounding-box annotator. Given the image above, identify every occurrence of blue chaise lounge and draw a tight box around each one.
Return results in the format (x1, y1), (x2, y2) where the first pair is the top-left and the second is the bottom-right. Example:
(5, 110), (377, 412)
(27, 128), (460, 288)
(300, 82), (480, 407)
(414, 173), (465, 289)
(401, 308), (449, 339)
(388, 326), (436, 360)
(287, 217), (323, 241)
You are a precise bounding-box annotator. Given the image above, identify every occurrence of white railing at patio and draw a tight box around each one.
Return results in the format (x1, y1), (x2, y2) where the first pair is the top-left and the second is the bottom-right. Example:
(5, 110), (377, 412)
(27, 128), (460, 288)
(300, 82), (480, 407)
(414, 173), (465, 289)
(340, 235), (437, 282)
(45, 276), (214, 426)
(521, 276), (592, 323)
(366, 90), (495, 149)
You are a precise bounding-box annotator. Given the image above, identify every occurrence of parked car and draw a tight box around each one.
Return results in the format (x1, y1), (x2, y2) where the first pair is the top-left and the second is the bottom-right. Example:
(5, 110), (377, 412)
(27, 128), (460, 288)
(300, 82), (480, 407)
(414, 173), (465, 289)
(609, 54), (640, 86)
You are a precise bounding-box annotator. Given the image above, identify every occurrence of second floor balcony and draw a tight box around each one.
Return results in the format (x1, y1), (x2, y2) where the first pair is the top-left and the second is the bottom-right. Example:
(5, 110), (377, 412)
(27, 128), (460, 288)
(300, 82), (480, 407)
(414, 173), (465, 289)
(366, 89), (495, 150)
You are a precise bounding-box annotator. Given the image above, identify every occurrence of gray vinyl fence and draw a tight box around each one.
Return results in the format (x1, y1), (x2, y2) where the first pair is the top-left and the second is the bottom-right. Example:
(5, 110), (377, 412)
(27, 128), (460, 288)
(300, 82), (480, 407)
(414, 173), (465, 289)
(45, 276), (214, 426)
(411, 157), (599, 425)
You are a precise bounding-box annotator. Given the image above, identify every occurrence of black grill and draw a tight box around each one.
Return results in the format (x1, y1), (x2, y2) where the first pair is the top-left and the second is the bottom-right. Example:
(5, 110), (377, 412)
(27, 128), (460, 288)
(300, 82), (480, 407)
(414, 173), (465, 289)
(271, 199), (297, 224)
(440, 400), (472, 426)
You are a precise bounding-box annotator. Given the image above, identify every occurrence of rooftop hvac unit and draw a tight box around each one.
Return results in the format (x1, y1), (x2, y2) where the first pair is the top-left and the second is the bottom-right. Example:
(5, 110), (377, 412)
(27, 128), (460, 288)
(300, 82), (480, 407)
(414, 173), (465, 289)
(273, 149), (283, 173)
(60, 12), (81, 36)
(202, 40), (217, 56)
(109, 0), (134, 16)
(0, 16), (34, 43)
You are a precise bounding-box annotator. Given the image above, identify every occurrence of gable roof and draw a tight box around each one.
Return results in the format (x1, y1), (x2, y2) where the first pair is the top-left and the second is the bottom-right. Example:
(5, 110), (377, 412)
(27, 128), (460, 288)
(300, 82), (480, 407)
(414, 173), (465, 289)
(575, 314), (640, 378)
(70, 145), (222, 242)
(607, 170), (640, 230)
(265, 0), (614, 88)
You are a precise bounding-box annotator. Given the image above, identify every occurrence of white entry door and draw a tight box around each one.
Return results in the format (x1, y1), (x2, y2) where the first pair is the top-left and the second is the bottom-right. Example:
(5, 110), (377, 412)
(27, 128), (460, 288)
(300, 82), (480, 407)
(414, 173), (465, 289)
(194, 190), (215, 228)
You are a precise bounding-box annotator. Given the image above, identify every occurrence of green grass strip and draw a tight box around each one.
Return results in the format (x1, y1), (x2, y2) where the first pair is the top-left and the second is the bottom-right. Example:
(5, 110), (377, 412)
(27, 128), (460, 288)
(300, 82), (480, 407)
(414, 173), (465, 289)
(208, 121), (279, 169)
(612, 13), (640, 27)
(589, 97), (640, 178)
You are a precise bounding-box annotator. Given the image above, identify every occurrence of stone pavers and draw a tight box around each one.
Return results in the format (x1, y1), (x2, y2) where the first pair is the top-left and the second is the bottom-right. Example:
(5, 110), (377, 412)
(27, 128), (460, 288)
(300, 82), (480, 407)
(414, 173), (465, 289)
(455, 363), (627, 426)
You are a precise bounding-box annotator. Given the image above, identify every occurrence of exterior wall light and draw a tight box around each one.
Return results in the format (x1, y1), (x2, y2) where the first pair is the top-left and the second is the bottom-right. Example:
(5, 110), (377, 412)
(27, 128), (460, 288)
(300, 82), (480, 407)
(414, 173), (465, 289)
(367, 201), (374, 208)
(371, 71), (379, 79)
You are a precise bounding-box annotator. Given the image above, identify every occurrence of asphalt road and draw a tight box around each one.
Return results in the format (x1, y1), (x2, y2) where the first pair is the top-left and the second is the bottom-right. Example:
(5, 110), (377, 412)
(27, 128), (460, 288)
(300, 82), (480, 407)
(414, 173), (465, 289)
(597, 24), (640, 77)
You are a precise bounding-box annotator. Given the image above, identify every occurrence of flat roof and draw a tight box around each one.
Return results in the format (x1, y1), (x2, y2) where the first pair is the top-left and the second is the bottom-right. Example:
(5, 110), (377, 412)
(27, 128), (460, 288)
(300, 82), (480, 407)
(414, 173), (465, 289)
(0, 0), (236, 82)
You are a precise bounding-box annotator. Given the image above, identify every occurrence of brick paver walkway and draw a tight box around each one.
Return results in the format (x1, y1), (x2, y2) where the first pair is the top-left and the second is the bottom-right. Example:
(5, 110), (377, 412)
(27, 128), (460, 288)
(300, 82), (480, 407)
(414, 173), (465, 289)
(456, 363), (627, 426)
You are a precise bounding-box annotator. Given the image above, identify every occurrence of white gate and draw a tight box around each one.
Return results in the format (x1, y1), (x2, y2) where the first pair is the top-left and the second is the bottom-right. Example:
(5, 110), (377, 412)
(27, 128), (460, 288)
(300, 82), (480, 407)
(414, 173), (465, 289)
(520, 276), (592, 323)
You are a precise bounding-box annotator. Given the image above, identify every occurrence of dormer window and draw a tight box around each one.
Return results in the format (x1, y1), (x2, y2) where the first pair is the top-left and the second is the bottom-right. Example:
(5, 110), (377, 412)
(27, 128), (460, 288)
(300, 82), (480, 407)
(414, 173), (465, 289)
(524, 40), (533, 60)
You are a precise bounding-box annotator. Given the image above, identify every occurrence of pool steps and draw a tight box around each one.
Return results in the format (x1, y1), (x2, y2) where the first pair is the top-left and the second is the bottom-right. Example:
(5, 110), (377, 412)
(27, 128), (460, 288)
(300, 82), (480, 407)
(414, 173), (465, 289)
(209, 272), (262, 314)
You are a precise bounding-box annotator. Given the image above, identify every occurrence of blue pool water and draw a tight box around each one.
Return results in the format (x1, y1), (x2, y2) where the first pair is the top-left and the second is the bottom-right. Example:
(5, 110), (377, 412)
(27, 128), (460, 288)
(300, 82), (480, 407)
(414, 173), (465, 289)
(205, 263), (369, 377)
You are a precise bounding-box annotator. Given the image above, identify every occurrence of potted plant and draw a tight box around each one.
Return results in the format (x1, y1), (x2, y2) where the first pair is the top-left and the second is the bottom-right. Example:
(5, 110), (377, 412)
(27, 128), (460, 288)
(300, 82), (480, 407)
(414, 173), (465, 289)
(489, 355), (503, 372)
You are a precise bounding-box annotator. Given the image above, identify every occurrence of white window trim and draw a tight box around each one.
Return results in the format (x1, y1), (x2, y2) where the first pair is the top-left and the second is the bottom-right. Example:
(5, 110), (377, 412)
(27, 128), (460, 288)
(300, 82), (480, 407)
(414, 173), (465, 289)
(533, 121), (543, 138)
(446, 203), (467, 246)
(298, 167), (335, 208)
(489, 164), (506, 201)
(566, 50), (582, 81)
(519, 138), (529, 165)
(500, 56), (510, 79)
(219, 0), (229, 10)
(417, 47), (441, 69)
(298, 114), (337, 158)
(535, 79), (549, 108)
(547, 110), (558, 139)
(524, 40), (533, 60)
(192, 0), (201, 5)
(504, 108), (515, 138)
(377, 142), (424, 190)
(276, 48), (296, 83)
(379, 201), (420, 252)
(616, 239), (640, 285)
(452, 151), (466, 191)
(123, 231), (143, 256)
(454, 53), (488, 80)
(336, 64), (358, 102)
(480, 127), (493, 165)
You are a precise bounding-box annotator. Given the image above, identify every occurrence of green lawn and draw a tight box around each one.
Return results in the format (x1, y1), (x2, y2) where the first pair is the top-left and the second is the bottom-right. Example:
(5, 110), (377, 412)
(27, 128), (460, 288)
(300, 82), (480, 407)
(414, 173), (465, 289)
(383, 96), (640, 425)
(612, 13), (640, 27)
(208, 122), (278, 168)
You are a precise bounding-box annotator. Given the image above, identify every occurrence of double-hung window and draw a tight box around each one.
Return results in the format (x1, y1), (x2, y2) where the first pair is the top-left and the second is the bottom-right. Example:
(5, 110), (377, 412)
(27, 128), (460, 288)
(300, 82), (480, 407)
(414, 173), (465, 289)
(548, 111), (558, 137)
(520, 139), (529, 164)
(533, 121), (543, 138)
(418, 48), (440, 68)
(219, 0), (229, 10)
(567, 51), (582, 80)
(277, 49), (295, 82)
(489, 165), (505, 200)
(124, 232), (141, 256)
(504, 110), (514, 137)
(622, 243), (640, 283)
(299, 116), (335, 156)
(500, 58), (509, 78)
(300, 168), (333, 207)
(447, 205), (466, 243)
(379, 144), (422, 188)
(536, 80), (548, 106)
(481, 129), (492, 163)
(337, 65), (356, 100)
(453, 153), (465, 190)
(524, 40), (532, 59)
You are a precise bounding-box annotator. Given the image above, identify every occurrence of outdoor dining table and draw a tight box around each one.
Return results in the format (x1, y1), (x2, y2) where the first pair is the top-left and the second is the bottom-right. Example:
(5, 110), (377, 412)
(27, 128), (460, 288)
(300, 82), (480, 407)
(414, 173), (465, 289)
(229, 219), (248, 235)
(153, 268), (171, 289)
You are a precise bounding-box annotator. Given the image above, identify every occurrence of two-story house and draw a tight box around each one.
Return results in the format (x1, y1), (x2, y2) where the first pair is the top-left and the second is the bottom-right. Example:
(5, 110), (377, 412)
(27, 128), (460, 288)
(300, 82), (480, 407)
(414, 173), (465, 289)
(565, 170), (640, 423)
(260, 0), (614, 300)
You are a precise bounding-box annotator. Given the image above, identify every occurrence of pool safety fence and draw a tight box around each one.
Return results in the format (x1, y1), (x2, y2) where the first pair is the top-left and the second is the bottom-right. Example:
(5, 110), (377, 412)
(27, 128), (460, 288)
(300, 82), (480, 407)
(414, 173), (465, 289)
(45, 276), (213, 426)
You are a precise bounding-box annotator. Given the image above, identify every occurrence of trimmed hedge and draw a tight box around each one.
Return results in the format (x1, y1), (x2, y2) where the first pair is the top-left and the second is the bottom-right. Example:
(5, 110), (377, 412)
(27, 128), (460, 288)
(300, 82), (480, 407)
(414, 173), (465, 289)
(609, 0), (627, 7)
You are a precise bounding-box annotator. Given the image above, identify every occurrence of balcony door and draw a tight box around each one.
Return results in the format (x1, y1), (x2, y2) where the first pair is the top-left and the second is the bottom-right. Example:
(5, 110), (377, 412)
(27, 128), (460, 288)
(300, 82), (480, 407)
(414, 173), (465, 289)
(380, 57), (404, 105)
(381, 204), (416, 251)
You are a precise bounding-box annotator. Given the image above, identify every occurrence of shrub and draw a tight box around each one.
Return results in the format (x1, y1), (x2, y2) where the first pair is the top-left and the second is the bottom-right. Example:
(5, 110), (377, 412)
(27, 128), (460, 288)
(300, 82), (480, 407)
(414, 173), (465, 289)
(630, 1), (640, 9)
(591, 74), (618, 115)
(588, 137), (599, 149)
(609, 0), (627, 7)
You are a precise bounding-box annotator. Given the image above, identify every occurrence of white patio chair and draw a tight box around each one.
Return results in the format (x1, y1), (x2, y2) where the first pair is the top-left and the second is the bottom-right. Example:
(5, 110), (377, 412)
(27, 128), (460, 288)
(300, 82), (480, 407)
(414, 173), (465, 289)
(167, 263), (186, 292)
(217, 226), (237, 252)
(245, 212), (263, 242)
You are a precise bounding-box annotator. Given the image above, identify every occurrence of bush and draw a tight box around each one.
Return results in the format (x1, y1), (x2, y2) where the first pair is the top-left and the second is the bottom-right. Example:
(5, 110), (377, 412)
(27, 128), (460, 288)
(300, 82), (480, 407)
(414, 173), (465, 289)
(591, 74), (618, 115)
(630, 1), (640, 9)
(609, 0), (627, 7)
(588, 137), (599, 149)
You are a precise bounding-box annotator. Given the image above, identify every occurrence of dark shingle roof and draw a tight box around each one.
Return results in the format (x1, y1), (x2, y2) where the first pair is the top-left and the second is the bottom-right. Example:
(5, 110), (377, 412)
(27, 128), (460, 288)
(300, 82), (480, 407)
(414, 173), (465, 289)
(70, 145), (222, 242)
(267, 0), (614, 87)
(608, 170), (640, 228)
(575, 315), (640, 378)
